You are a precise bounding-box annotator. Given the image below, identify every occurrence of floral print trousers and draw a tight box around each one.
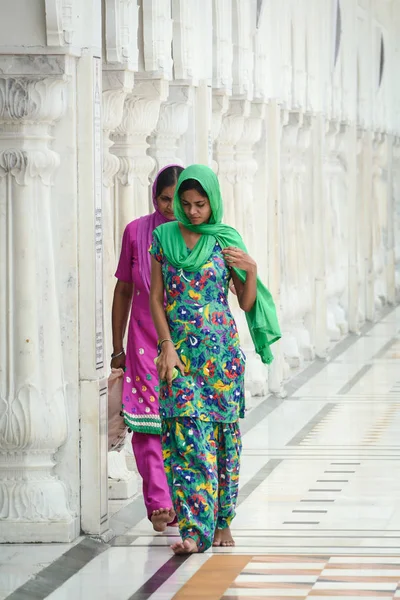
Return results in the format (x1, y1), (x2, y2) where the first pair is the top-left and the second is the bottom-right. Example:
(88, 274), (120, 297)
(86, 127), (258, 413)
(161, 417), (242, 552)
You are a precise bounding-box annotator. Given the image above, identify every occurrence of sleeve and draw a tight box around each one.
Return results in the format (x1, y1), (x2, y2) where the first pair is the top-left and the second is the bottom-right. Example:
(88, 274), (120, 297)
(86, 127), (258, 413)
(115, 224), (134, 282)
(149, 232), (164, 264)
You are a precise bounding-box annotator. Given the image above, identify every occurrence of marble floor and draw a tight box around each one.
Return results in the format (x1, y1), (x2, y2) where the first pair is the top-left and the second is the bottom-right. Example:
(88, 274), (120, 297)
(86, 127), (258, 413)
(2, 306), (400, 600)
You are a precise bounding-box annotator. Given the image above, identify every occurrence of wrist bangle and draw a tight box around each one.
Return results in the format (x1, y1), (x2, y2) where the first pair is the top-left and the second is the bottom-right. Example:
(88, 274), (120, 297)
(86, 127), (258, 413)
(111, 349), (125, 359)
(159, 339), (174, 348)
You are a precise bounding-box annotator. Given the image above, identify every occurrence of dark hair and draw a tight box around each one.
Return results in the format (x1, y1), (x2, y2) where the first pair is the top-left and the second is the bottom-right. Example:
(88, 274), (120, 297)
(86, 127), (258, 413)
(155, 166), (184, 197)
(178, 178), (209, 198)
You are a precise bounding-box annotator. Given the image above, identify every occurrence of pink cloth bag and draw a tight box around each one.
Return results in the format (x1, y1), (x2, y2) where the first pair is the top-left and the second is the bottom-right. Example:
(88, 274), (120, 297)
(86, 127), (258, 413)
(108, 368), (128, 451)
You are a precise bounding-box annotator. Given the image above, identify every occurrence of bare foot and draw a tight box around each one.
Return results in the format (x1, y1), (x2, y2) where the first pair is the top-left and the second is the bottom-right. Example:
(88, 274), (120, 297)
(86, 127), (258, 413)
(167, 512), (179, 528)
(213, 527), (235, 547)
(171, 538), (199, 555)
(151, 508), (174, 532)
(167, 508), (176, 525)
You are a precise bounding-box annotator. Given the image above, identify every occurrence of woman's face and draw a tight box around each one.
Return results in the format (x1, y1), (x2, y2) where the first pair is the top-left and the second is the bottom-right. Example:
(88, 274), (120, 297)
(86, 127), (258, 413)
(156, 184), (176, 220)
(180, 189), (212, 225)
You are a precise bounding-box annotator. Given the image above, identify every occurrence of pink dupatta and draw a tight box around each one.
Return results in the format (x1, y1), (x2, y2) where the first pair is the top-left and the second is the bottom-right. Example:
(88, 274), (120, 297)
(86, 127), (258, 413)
(136, 165), (182, 293)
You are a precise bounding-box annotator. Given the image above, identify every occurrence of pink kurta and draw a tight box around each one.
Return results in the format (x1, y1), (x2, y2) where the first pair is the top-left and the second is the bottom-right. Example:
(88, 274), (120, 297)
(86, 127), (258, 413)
(115, 219), (161, 434)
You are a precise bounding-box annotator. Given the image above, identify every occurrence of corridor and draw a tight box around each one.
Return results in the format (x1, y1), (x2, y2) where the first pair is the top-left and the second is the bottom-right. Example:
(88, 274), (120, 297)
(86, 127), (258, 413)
(2, 305), (400, 599)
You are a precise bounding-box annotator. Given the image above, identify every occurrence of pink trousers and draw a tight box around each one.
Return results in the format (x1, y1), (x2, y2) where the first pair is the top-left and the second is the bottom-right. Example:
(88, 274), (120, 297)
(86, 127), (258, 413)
(131, 432), (173, 519)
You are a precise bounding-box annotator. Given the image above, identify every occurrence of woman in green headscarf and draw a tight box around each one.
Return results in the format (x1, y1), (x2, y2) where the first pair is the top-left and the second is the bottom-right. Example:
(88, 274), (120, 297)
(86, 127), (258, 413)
(150, 164), (280, 554)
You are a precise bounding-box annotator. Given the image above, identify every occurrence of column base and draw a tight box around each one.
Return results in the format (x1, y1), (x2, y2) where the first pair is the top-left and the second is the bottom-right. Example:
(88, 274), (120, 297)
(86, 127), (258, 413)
(108, 450), (139, 500)
(89, 528), (114, 543)
(245, 350), (269, 397)
(0, 516), (80, 543)
(108, 476), (138, 500)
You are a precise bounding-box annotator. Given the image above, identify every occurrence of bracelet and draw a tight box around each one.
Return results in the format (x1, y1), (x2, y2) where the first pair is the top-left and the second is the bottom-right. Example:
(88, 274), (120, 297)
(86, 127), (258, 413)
(111, 349), (125, 359)
(159, 339), (174, 348)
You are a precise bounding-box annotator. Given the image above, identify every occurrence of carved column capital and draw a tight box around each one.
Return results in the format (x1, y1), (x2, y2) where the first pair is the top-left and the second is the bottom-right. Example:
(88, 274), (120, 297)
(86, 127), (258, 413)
(0, 149), (60, 186)
(0, 77), (66, 125)
(0, 72), (67, 186)
(102, 70), (134, 132)
(112, 78), (169, 186)
(235, 103), (265, 182)
(211, 92), (230, 142)
(149, 84), (191, 168)
(281, 111), (304, 178)
(111, 77), (169, 229)
(216, 99), (250, 150)
(102, 69), (134, 187)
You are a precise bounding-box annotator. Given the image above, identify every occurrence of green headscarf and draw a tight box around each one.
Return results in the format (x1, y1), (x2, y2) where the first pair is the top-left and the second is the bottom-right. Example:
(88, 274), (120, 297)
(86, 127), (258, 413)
(153, 164), (281, 364)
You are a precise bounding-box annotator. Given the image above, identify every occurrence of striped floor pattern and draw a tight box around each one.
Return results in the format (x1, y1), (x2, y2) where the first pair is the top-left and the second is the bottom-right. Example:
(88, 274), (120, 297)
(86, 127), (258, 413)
(223, 555), (400, 598)
(175, 554), (400, 599)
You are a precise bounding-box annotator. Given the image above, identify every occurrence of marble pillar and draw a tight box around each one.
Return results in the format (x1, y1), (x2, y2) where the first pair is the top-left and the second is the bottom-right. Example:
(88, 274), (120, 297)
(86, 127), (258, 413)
(347, 123), (361, 333)
(360, 129), (375, 322)
(0, 57), (78, 542)
(148, 85), (191, 171)
(311, 113), (329, 358)
(102, 70), (137, 501)
(324, 121), (349, 341)
(214, 99), (250, 228)
(112, 79), (169, 255)
(264, 101), (286, 394)
(234, 103), (269, 397)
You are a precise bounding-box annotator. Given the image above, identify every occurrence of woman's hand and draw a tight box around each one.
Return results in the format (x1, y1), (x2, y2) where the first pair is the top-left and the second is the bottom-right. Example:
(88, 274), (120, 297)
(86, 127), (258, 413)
(222, 247), (257, 273)
(111, 350), (126, 370)
(156, 343), (185, 388)
(226, 247), (258, 313)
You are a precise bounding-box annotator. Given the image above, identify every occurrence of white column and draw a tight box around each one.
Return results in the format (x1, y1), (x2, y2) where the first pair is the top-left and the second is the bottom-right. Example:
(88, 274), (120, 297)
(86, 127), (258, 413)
(108, 78), (169, 499)
(280, 111), (304, 368)
(142, 0), (174, 79)
(292, 115), (315, 360)
(148, 85), (191, 170)
(361, 129), (375, 321)
(279, 111), (315, 368)
(234, 103), (269, 398)
(211, 92), (230, 173)
(195, 80), (213, 166)
(77, 55), (109, 537)
(235, 105), (264, 248)
(102, 70), (134, 356)
(0, 62), (78, 542)
(112, 79), (169, 256)
(312, 113), (329, 358)
(386, 134), (396, 305)
(394, 137), (400, 293)
(214, 99), (250, 228)
(102, 70), (136, 502)
(371, 132), (389, 308)
(347, 123), (360, 333)
(324, 121), (349, 341)
(265, 101), (286, 394)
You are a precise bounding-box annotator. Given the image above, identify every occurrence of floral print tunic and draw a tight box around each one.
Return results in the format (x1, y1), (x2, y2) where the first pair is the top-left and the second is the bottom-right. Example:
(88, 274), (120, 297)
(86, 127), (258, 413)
(150, 235), (245, 423)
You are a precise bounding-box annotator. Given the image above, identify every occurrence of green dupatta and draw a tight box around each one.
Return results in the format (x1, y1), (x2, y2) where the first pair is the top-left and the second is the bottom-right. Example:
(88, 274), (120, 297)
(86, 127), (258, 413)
(153, 164), (281, 364)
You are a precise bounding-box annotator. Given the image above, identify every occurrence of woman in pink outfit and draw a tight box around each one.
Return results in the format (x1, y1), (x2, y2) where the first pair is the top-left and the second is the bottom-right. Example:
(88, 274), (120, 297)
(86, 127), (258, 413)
(111, 165), (184, 532)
